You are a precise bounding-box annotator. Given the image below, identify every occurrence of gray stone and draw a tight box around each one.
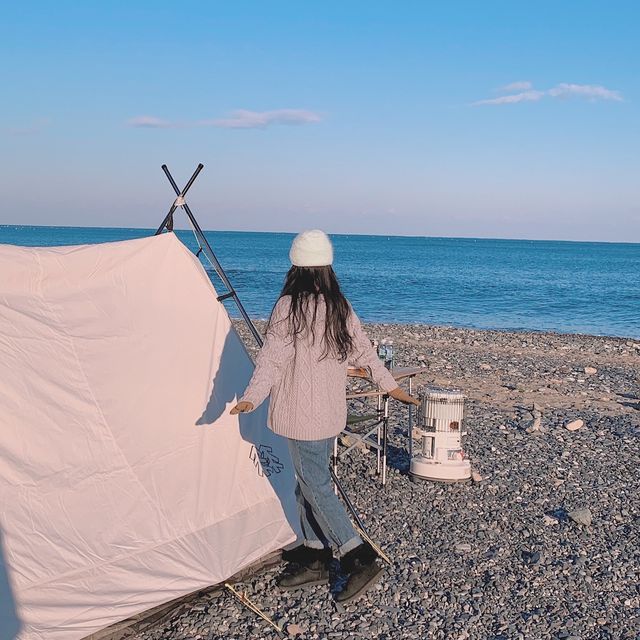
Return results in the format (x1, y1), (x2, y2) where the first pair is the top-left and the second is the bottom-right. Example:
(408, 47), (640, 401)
(568, 508), (593, 526)
(566, 419), (584, 431)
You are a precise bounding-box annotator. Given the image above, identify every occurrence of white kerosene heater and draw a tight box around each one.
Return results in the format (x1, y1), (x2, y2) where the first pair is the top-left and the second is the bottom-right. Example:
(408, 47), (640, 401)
(410, 386), (471, 482)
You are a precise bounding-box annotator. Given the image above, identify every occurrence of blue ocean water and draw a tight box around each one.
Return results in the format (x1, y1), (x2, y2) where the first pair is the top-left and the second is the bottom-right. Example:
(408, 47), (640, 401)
(1, 225), (638, 339)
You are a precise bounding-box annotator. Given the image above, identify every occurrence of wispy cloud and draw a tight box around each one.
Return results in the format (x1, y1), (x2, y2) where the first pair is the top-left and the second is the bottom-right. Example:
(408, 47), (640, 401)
(205, 109), (322, 129)
(127, 109), (322, 130)
(547, 83), (623, 101)
(7, 118), (51, 135)
(498, 81), (533, 93)
(473, 90), (544, 106)
(473, 82), (623, 106)
(127, 115), (174, 128)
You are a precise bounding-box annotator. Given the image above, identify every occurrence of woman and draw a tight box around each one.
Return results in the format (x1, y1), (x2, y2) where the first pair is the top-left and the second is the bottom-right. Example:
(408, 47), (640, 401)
(230, 229), (418, 604)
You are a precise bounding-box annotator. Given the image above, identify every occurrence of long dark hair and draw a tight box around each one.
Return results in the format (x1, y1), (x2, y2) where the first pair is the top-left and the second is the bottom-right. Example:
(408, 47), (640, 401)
(269, 265), (354, 361)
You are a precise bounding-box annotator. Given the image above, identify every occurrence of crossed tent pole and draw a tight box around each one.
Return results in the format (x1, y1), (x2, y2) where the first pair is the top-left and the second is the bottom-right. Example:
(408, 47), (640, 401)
(155, 164), (390, 565)
(155, 163), (263, 347)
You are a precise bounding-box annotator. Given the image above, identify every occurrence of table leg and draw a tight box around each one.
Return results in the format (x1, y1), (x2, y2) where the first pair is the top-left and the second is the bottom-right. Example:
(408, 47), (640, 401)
(382, 394), (389, 486)
(408, 377), (413, 460)
(332, 437), (338, 495)
(376, 393), (381, 475)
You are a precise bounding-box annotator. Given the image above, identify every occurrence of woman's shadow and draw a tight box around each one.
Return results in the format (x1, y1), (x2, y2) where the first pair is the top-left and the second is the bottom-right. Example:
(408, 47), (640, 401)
(0, 527), (21, 640)
(195, 327), (300, 536)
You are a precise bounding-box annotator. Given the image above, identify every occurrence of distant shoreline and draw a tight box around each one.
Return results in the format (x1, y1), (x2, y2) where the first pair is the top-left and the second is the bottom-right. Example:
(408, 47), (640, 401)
(1, 224), (639, 246)
(236, 317), (640, 343)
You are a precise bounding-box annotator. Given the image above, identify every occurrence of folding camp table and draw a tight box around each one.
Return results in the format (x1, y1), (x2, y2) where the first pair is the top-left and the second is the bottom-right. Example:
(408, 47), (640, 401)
(333, 366), (423, 486)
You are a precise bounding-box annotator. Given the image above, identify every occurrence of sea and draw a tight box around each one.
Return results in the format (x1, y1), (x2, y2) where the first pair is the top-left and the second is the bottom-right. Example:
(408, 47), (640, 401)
(1, 225), (638, 339)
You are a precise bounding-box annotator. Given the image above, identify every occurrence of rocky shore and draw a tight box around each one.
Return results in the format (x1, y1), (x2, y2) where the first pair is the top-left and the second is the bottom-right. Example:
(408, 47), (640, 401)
(130, 322), (639, 640)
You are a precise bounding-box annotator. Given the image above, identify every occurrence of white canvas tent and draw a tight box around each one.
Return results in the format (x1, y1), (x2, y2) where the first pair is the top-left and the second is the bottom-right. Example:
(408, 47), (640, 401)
(0, 232), (298, 640)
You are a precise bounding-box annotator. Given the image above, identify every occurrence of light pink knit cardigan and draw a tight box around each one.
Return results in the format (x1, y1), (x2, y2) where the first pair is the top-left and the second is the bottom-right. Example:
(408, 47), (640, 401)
(240, 295), (398, 441)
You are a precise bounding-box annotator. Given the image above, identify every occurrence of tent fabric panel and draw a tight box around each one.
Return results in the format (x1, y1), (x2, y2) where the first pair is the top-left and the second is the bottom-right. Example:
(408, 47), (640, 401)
(20, 497), (292, 640)
(0, 233), (298, 640)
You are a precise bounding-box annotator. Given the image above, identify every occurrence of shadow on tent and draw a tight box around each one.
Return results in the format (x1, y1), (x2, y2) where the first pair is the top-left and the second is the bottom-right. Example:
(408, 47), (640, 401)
(0, 527), (21, 640)
(195, 327), (300, 537)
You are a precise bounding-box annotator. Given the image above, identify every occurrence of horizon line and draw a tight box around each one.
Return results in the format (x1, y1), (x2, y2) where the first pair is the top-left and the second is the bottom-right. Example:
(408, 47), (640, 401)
(0, 223), (639, 246)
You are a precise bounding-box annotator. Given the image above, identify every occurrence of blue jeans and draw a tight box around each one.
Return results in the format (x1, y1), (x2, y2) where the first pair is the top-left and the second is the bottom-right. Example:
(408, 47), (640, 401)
(287, 437), (362, 557)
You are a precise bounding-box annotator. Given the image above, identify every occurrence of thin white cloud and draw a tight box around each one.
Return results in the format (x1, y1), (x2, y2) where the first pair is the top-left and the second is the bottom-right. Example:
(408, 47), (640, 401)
(127, 109), (322, 130)
(472, 90), (544, 106)
(473, 82), (623, 106)
(498, 81), (533, 93)
(127, 115), (174, 128)
(204, 109), (322, 129)
(547, 83), (623, 101)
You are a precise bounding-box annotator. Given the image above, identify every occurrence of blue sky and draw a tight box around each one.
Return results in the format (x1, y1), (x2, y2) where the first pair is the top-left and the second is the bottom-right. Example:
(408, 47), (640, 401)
(1, 1), (638, 241)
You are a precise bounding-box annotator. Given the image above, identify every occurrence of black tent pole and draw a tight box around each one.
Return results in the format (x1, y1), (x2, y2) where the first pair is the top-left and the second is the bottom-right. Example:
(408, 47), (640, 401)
(160, 164), (264, 349)
(155, 164), (204, 236)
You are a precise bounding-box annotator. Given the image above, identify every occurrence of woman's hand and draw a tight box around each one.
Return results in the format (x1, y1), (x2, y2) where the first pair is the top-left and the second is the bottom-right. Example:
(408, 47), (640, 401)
(230, 401), (254, 415)
(388, 387), (420, 406)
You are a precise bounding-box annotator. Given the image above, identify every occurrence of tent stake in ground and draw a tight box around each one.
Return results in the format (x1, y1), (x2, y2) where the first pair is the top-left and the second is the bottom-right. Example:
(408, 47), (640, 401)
(224, 583), (284, 637)
(155, 163), (390, 561)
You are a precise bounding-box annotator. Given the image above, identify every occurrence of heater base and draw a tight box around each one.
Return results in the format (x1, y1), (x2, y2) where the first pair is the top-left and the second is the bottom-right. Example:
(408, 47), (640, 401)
(409, 457), (471, 483)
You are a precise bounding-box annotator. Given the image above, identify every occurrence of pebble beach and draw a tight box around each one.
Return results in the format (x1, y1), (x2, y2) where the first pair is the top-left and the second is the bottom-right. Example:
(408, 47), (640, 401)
(124, 321), (639, 640)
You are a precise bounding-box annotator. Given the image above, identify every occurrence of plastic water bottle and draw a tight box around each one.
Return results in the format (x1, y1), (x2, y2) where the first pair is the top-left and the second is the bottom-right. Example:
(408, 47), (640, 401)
(385, 340), (394, 369)
(378, 339), (387, 363)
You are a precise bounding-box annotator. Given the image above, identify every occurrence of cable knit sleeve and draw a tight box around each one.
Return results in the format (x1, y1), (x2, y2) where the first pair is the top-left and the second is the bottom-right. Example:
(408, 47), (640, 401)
(240, 296), (294, 409)
(347, 308), (399, 392)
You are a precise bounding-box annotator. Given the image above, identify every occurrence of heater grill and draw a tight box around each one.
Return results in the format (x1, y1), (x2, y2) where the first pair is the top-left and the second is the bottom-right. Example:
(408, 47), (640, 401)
(410, 386), (471, 482)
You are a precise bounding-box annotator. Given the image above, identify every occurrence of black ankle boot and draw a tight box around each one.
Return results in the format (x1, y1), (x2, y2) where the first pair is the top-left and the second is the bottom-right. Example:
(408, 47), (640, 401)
(277, 546), (332, 590)
(336, 542), (383, 604)
(281, 544), (308, 564)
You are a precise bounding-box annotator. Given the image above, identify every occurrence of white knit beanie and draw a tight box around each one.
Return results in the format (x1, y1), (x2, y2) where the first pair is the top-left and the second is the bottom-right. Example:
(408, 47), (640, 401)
(289, 229), (334, 267)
